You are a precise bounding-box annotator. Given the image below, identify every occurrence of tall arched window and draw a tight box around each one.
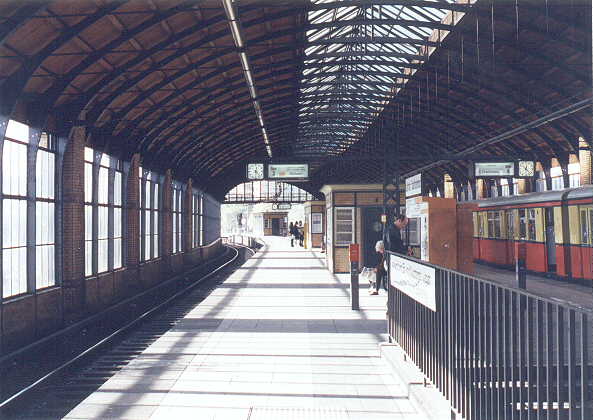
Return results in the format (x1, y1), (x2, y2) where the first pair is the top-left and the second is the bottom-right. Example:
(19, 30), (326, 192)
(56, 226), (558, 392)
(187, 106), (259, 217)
(139, 167), (161, 261)
(2, 120), (58, 298)
(84, 147), (124, 276)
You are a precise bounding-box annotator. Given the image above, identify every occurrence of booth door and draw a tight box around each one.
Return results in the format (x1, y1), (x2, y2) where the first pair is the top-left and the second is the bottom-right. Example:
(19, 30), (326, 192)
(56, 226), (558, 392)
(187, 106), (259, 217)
(363, 207), (384, 268)
(272, 218), (280, 235)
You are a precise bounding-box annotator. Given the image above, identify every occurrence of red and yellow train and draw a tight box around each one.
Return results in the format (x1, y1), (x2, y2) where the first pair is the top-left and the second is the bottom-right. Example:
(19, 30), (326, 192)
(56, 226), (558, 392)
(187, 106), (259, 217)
(472, 186), (592, 285)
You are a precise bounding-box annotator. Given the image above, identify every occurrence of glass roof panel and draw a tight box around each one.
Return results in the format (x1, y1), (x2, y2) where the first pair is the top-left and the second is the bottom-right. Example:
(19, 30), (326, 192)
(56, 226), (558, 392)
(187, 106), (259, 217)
(295, 0), (465, 159)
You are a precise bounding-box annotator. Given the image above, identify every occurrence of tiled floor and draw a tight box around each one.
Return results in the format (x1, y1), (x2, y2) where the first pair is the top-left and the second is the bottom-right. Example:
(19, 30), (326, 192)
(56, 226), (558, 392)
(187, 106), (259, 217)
(63, 237), (425, 420)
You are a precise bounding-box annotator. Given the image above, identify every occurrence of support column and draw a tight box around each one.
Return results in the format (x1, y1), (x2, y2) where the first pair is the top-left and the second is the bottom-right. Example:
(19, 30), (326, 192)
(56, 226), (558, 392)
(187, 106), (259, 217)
(124, 153), (140, 293)
(444, 174), (455, 199)
(62, 125), (86, 322)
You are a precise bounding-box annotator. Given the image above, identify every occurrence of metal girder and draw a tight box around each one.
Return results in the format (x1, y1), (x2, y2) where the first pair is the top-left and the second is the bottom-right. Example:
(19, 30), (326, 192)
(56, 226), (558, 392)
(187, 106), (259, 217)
(302, 59), (424, 70)
(306, 36), (440, 48)
(301, 69), (410, 80)
(306, 1), (471, 13)
(135, 69), (298, 152)
(305, 17), (455, 32)
(300, 80), (403, 88)
(304, 50), (426, 61)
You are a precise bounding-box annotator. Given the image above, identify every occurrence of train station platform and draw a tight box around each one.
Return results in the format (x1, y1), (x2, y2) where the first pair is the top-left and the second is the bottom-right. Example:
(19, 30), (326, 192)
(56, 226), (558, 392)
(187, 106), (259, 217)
(60, 237), (430, 420)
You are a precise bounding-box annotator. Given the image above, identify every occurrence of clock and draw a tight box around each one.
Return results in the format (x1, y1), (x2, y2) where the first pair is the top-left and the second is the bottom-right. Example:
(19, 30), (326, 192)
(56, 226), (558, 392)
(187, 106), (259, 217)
(518, 160), (535, 177)
(247, 163), (264, 180)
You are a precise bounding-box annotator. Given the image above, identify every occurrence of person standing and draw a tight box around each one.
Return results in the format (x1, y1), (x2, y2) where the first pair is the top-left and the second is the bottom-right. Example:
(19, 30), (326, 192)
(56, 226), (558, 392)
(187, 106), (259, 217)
(370, 240), (387, 295)
(297, 221), (304, 247)
(385, 215), (409, 255)
(289, 222), (296, 247)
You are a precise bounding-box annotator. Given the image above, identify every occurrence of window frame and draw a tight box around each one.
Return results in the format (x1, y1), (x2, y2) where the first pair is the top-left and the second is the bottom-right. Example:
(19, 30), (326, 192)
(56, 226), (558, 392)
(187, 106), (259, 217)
(139, 168), (161, 262)
(172, 182), (183, 254)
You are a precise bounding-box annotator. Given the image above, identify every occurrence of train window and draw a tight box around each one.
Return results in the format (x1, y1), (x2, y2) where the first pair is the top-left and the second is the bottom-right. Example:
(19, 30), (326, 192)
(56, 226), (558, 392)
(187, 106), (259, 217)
(487, 211), (501, 238)
(527, 209), (537, 241)
(506, 211), (515, 239)
(581, 210), (589, 245)
(589, 210), (593, 246)
(519, 209), (527, 240)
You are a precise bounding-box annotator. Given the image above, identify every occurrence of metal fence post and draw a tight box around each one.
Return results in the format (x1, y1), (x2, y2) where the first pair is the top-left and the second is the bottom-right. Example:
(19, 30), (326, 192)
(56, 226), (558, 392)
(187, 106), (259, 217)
(349, 244), (360, 310)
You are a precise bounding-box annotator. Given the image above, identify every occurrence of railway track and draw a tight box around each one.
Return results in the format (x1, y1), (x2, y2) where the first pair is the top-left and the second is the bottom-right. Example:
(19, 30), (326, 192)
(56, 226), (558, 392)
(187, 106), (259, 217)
(0, 244), (254, 419)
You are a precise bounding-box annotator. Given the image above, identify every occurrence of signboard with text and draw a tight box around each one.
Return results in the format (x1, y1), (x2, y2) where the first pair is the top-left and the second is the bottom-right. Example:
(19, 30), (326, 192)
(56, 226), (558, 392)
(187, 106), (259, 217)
(405, 174), (422, 197)
(473, 162), (515, 177)
(390, 254), (436, 311)
(268, 164), (309, 179)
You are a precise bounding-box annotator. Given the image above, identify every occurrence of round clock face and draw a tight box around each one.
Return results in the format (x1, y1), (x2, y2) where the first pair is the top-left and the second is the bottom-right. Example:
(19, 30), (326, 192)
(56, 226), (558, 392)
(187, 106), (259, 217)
(247, 163), (264, 180)
(518, 160), (535, 177)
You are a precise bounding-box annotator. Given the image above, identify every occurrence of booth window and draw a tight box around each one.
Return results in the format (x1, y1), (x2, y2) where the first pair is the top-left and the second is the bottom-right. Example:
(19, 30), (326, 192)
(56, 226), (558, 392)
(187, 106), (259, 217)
(407, 218), (420, 246)
(334, 208), (354, 245)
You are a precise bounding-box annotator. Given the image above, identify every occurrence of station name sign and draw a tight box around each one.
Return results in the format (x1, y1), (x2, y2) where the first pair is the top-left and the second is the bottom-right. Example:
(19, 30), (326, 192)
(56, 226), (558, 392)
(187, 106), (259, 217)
(268, 163), (309, 180)
(405, 174), (422, 197)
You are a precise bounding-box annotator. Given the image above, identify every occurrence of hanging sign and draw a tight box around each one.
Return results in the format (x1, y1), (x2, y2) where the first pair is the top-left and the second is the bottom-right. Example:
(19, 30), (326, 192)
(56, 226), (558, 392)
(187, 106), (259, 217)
(268, 163), (309, 180)
(473, 162), (515, 177)
(405, 174), (422, 197)
(390, 255), (436, 311)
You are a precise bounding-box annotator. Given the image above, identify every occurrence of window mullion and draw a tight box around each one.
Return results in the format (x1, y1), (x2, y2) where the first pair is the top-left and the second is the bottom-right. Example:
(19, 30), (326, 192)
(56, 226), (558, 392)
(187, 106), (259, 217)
(92, 152), (101, 275)
(139, 174), (145, 262)
(27, 129), (41, 293)
(107, 164), (114, 271)
(150, 179), (155, 259)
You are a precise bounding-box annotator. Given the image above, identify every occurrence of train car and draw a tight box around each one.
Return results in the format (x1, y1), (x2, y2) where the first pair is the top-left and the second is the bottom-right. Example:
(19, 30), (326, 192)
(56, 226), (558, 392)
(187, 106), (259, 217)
(472, 186), (592, 286)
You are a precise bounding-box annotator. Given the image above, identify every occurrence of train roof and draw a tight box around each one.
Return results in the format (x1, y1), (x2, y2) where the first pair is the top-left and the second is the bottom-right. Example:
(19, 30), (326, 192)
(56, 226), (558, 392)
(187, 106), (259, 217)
(477, 186), (593, 208)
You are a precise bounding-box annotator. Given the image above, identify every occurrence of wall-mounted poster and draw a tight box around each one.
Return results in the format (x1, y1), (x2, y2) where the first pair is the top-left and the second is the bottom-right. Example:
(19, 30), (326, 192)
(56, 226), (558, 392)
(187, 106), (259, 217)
(311, 213), (323, 233)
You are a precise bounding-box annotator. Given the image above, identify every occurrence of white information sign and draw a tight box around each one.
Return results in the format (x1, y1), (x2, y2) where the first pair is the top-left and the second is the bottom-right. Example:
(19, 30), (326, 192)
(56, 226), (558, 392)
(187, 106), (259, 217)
(474, 162), (515, 177)
(311, 213), (323, 234)
(268, 164), (308, 179)
(390, 255), (436, 311)
(405, 174), (422, 197)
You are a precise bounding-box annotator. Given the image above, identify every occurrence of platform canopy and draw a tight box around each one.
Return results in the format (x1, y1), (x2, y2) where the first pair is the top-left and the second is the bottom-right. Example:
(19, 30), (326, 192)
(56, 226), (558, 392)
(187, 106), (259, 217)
(0, 0), (590, 199)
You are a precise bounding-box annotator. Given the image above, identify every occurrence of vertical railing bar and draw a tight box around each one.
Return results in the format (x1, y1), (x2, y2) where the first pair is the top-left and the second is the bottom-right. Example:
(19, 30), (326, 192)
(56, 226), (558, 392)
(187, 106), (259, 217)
(504, 289), (510, 420)
(567, 310), (575, 420)
(557, 306), (565, 420)
(536, 300), (544, 420)
(511, 291), (517, 420)
(491, 283), (497, 420)
(484, 284), (494, 419)
(579, 313), (589, 420)
(519, 291), (525, 420)
(527, 297), (534, 420)
(546, 303), (554, 420)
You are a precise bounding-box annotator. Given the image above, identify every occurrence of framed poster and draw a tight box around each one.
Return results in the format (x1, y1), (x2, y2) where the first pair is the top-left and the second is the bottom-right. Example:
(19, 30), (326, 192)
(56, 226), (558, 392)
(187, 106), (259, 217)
(311, 213), (323, 233)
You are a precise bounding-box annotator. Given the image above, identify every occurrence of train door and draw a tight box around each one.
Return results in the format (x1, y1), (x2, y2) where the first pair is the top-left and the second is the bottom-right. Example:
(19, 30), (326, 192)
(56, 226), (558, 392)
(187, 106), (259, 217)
(271, 218), (280, 236)
(362, 207), (383, 268)
(545, 207), (556, 272)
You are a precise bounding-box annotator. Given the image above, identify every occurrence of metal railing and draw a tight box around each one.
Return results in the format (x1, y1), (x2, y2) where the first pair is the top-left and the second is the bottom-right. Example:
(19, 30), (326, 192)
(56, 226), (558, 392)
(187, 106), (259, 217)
(386, 251), (592, 420)
(223, 235), (261, 249)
